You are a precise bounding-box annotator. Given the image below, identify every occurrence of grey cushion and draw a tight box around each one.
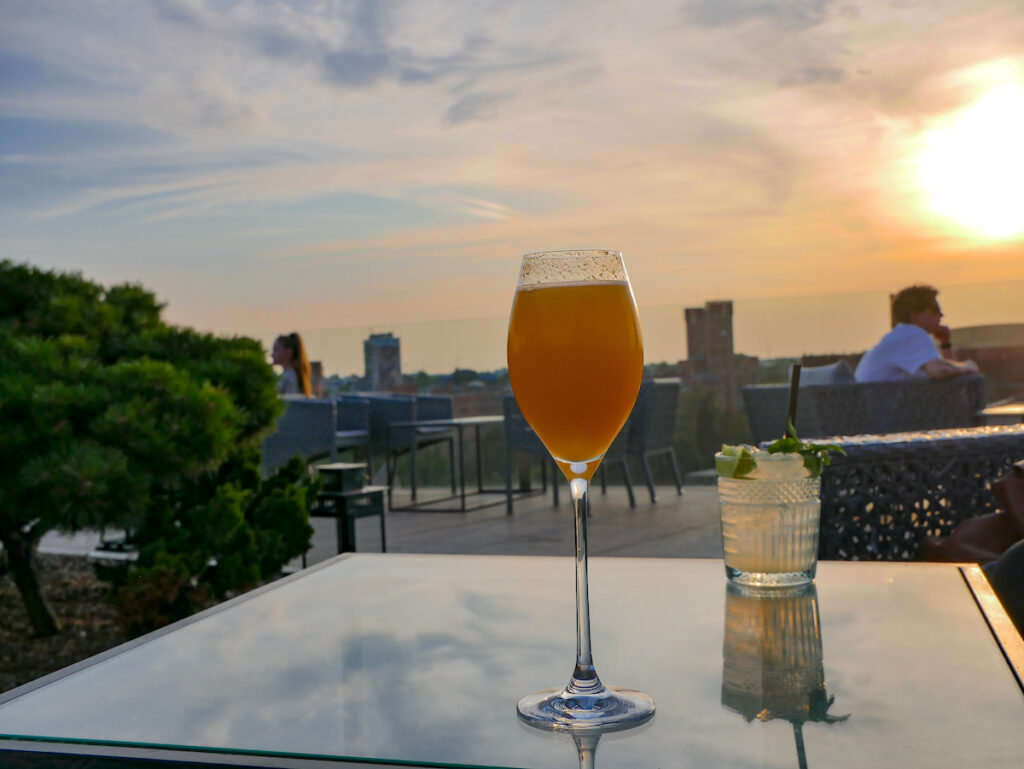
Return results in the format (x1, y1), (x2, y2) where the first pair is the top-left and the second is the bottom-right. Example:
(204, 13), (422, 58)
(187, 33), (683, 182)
(797, 361), (856, 386)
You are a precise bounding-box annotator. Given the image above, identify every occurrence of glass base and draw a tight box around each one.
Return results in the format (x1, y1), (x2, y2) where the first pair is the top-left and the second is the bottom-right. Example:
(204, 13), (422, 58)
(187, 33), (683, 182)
(725, 564), (815, 588)
(517, 686), (655, 731)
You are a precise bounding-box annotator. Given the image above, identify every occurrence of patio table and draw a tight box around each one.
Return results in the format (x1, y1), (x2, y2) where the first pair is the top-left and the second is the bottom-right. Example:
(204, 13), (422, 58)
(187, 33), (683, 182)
(980, 400), (1024, 424)
(1, 555), (1021, 768)
(386, 415), (508, 512)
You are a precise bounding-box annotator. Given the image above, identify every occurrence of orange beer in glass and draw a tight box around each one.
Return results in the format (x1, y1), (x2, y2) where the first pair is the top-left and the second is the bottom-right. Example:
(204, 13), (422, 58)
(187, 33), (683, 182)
(508, 249), (654, 731)
(508, 281), (642, 478)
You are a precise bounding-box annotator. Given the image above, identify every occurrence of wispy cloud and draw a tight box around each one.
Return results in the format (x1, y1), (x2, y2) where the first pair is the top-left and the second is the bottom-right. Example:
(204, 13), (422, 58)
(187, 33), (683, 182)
(444, 90), (510, 125)
(423, 191), (518, 220)
(681, 0), (839, 30)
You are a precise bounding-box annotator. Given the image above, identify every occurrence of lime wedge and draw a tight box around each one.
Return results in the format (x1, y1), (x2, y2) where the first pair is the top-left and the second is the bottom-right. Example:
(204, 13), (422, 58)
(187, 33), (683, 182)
(802, 454), (824, 478)
(716, 444), (757, 479)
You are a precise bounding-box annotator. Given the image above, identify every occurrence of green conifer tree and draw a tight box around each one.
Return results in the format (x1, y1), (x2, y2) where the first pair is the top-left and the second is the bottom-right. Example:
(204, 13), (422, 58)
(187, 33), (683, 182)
(0, 261), (314, 637)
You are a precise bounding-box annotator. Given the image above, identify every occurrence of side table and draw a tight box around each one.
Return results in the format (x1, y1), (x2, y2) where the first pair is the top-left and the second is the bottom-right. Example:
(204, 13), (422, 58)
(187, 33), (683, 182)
(311, 462), (387, 555)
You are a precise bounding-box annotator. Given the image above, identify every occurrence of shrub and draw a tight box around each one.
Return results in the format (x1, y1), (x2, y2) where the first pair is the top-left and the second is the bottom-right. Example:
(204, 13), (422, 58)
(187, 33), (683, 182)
(0, 261), (314, 637)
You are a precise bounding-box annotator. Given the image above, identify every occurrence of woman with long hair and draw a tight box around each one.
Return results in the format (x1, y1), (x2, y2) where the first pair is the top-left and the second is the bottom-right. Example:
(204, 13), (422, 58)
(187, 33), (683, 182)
(272, 332), (312, 397)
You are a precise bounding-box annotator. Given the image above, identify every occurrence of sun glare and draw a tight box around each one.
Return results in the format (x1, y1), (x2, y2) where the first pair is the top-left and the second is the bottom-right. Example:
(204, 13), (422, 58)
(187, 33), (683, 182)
(916, 80), (1024, 239)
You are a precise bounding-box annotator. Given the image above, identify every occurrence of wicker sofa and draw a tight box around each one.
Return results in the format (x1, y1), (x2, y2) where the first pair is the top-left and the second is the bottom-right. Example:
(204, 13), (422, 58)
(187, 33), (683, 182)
(742, 369), (986, 445)
(819, 424), (1024, 560)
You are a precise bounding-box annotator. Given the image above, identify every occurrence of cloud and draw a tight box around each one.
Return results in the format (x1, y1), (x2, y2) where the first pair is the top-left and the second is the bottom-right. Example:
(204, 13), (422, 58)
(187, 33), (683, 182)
(253, 27), (309, 60)
(5, 0), (1024, 355)
(681, 0), (839, 30)
(138, 71), (265, 133)
(779, 65), (847, 88)
(0, 51), (91, 95)
(425, 190), (518, 220)
(152, 0), (206, 28)
(322, 49), (395, 87)
(443, 90), (509, 125)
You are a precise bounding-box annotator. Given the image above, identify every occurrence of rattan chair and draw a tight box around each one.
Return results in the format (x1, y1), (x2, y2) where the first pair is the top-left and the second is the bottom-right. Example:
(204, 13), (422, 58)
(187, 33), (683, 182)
(503, 393), (560, 514)
(600, 379), (684, 506)
(260, 397), (337, 477)
(335, 396), (373, 474)
(742, 373), (986, 445)
(377, 393), (456, 506)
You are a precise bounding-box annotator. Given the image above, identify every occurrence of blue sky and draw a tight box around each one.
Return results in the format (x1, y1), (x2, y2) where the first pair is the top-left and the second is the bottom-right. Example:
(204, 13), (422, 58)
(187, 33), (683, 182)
(2, 1), (1023, 373)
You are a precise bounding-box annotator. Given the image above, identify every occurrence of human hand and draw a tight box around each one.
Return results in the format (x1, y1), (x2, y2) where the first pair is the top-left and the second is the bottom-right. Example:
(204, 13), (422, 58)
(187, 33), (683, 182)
(963, 359), (980, 373)
(933, 324), (952, 345)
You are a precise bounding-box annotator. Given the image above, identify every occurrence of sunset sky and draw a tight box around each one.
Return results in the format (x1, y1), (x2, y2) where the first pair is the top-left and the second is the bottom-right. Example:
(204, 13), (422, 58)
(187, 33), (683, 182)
(2, 1), (1023, 375)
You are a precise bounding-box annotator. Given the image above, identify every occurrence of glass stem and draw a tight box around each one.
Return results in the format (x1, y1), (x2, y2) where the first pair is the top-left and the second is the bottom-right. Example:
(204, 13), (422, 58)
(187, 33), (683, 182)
(567, 477), (603, 696)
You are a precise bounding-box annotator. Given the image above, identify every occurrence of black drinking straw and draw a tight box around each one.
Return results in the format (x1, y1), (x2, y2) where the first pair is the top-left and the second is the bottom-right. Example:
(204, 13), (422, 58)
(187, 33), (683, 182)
(786, 363), (802, 437)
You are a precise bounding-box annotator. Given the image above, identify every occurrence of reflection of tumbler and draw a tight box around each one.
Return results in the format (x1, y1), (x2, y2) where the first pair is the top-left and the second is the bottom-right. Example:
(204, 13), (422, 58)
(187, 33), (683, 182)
(721, 583), (830, 724)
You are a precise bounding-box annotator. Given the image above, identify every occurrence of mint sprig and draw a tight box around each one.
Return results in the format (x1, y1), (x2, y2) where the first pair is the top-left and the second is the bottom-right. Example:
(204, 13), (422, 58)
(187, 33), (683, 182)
(765, 421), (845, 477)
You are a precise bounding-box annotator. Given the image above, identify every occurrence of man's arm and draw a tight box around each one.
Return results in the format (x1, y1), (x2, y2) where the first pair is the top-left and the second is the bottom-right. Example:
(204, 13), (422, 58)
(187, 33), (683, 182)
(921, 323), (979, 378)
(921, 356), (980, 379)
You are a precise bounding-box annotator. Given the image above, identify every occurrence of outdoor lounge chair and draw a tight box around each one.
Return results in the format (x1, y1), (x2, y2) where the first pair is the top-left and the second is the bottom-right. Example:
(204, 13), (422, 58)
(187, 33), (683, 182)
(742, 371), (986, 444)
(600, 378), (684, 506)
(503, 393), (560, 514)
(375, 393), (457, 506)
(260, 397), (337, 477)
(335, 396), (373, 474)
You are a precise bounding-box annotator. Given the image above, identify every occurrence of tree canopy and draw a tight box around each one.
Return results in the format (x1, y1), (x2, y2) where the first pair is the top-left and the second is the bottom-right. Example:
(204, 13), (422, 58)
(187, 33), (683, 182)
(0, 261), (314, 637)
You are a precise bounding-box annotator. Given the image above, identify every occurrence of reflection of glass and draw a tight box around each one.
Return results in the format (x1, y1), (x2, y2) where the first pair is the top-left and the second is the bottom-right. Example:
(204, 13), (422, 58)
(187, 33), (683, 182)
(572, 732), (601, 769)
(521, 715), (653, 769)
(508, 250), (655, 730)
(721, 583), (848, 769)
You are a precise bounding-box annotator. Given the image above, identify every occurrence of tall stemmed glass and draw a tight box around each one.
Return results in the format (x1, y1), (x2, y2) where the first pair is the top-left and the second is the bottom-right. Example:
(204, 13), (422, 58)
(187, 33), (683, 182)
(507, 249), (655, 730)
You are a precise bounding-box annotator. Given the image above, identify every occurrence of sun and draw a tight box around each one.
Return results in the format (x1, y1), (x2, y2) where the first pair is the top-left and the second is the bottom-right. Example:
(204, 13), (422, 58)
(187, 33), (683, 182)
(916, 80), (1024, 239)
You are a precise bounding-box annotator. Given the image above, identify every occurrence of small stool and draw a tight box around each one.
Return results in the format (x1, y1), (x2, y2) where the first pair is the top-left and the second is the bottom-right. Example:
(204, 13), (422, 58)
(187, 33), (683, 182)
(311, 485), (388, 555)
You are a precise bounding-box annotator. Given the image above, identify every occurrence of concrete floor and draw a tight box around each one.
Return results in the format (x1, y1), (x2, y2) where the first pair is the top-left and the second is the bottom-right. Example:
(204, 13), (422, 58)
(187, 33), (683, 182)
(36, 482), (723, 569)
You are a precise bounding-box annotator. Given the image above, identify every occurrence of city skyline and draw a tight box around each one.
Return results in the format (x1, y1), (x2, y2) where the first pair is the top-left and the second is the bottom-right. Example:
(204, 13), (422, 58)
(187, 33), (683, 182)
(275, 278), (1024, 379)
(3, 1), (1023, 351)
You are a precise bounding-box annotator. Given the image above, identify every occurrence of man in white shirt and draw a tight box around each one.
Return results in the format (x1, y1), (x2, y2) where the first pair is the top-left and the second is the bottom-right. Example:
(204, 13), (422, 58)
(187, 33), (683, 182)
(855, 285), (980, 383)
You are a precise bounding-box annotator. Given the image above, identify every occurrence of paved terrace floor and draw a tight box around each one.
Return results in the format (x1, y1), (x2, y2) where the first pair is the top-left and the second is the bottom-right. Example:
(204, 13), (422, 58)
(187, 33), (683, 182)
(38, 481), (723, 569)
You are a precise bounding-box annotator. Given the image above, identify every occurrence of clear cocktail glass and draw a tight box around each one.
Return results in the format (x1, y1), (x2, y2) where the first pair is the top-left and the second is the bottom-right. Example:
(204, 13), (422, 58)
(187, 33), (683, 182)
(507, 249), (655, 730)
(717, 449), (821, 588)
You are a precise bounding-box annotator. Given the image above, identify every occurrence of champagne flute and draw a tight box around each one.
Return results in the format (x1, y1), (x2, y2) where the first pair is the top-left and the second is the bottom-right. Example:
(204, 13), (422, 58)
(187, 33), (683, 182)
(507, 249), (655, 730)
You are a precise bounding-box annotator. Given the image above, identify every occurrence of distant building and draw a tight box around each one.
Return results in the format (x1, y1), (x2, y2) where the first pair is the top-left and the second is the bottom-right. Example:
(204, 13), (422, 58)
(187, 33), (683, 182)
(310, 361), (326, 397)
(681, 300), (758, 411)
(363, 332), (402, 390)
(951, 324), (1024, 349)
(951, 324), (1024, 401)
(685, 300), (734, 378)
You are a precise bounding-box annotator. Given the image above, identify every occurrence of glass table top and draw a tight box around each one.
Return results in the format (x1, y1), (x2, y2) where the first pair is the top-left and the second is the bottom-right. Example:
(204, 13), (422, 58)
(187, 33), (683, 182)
(0, 555), (1021, 768)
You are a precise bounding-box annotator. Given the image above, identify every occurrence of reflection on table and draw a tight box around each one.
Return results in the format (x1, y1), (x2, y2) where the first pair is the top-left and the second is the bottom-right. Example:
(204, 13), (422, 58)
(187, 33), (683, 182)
(722, 583), (849, 769)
